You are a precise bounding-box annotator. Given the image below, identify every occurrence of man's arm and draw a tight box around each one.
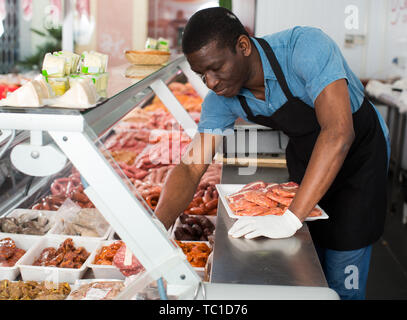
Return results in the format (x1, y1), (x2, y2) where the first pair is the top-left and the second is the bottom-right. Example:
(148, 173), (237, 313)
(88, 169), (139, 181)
(154, 132), (222, 229)
(288, 79), (355, 222)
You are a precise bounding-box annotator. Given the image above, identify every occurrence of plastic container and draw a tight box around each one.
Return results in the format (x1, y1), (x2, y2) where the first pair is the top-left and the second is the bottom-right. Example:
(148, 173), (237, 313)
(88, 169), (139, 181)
(16, 236), (100, 284)
(2, 209), (58, 236)
(47, 208), (112, 242)
(46, 77), (69, 96)
(176, 241), (212, 280)
(0, 234), (40, 281)
(87, 240), (126, 280)
(67, 278), (125, 300)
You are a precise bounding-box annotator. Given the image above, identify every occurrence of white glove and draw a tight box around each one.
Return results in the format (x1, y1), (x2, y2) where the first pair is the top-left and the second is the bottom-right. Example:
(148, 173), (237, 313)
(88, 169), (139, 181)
(228, 209), (303, 239)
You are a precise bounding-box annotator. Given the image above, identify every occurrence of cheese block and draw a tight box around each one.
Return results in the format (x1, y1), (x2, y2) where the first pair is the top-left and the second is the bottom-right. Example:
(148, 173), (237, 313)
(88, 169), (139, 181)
(33, 76), (54, 99)
(42, 53), (66, 77)
(54, 51), (81, 74)
(90, 51), (109, 73)
(51, 78), (99, 109)
(81, 52), (104, 74)
(0, 80), (42, 107)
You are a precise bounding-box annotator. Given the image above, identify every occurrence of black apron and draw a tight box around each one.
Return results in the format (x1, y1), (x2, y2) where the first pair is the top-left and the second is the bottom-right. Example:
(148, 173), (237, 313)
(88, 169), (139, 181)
(237, 38), (388, 251)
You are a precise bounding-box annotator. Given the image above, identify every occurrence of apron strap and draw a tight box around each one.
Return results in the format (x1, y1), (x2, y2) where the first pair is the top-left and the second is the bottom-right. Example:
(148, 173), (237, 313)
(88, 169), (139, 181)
(254, 37), (295, 102)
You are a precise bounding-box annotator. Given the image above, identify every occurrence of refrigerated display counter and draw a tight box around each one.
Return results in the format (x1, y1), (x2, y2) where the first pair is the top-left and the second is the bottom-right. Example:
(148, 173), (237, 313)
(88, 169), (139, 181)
(0, 56), (338, 300)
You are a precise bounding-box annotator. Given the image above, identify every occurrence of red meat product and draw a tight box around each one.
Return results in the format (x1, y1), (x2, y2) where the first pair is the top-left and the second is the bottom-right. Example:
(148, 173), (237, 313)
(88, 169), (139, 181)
(113, 244), (145, 277)
(240, 181), (267, 191)
(243, 191), (278, 208)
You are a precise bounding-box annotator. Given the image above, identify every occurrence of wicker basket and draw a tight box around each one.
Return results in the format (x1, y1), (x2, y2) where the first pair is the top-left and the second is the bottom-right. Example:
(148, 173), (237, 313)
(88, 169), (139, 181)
(125, 64), (163, 79)
(124, 50), (171, 66)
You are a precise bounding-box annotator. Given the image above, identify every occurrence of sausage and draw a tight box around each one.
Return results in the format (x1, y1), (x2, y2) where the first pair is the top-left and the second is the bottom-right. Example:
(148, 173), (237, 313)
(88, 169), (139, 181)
(205, 199), (218, 210)
(189, 207), (205, 215)
(203, 190), (213, 203)
(207, 208), (217, 215)
(184, 217), (200, 225)
(194, 190), (205, 198)
(181, 224), (195, 235)
(191, 224), (203, 236)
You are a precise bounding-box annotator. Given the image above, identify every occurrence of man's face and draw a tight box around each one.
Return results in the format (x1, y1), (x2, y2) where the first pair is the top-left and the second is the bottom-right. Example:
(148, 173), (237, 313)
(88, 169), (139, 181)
(186, 39), (249, 98)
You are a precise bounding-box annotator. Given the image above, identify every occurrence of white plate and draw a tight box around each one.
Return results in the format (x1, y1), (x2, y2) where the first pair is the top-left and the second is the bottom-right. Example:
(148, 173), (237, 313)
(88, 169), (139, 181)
(216, 184), (329, 221)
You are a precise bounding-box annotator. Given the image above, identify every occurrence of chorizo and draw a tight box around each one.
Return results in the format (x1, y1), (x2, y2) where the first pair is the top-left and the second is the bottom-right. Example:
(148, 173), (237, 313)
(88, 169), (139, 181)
(205, 199), (218, 210)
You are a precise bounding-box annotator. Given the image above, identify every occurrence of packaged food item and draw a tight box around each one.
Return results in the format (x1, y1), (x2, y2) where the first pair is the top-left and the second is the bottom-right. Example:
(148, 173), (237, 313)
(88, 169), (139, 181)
(0, 211), (53, 235)
(46, 76), (69, 96)
(52, 200), (110, 238)
(0, 280), (71, 300)
(157, 37), (170, 52)
(113, 244), (145, 277)
(68, 281), (124, 300)
(80, 51), (108, 74)
(42, 53), (66, 78)
(32, 238), (90, 269)
(53, 51), (81, 74)
(145, 37), (158, 50)
(0, 238), (26, 267)
(51, 78), (99, 109)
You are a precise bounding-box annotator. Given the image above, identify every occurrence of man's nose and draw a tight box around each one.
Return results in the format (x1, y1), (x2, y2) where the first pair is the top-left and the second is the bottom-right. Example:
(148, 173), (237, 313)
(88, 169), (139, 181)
(204, 72), (220, 91)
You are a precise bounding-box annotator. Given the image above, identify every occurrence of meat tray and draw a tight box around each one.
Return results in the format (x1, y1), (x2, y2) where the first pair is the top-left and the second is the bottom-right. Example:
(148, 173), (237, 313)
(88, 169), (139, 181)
(216, 184), (329, 221)
(1, 209), (58, 236)
(176, 240), (212, 280)
(47, 220), (113, 242)
(0, 234), (41, 281)
(87, 240), (126, 280)
(66, 278), (125, 300)
(170, 215), (217, 241)
(16, 236), (100, 284)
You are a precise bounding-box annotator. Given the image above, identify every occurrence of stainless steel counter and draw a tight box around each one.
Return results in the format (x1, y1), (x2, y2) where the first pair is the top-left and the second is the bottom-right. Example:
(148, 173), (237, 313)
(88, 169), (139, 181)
(210, 165), (328, 287)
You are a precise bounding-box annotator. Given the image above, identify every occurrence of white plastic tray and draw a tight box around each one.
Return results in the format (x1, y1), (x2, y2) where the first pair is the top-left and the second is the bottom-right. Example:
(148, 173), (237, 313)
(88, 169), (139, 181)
(16, 236), (100, 284)
(1, 209), (58, 236)
(0, 234), (40, 281)
(216, 184), (329, 221)
(66, 279), (125, 300)
(87, 240), (126, 280)
(176, 240), (212, 280)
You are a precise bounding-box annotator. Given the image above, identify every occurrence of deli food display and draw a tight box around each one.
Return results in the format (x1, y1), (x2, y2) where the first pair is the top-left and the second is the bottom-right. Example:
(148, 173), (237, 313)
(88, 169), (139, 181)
(0, 78), (218, 299)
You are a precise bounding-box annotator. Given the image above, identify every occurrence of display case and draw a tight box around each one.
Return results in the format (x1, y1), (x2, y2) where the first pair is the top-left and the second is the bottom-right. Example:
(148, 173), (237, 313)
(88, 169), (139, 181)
(0, 56), (338, 300)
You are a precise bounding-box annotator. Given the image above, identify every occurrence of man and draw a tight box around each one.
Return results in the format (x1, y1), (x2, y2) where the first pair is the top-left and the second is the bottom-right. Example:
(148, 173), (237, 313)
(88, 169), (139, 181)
(154, 7), (390, 300)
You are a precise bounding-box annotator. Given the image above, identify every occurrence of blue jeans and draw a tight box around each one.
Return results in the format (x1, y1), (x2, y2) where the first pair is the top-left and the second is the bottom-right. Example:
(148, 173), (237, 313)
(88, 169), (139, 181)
(315, 245), (373, 300)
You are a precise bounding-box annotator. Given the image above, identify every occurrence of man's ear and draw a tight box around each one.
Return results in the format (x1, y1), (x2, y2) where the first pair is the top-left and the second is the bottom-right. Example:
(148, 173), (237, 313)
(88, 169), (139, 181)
(236, 35), (252, 57)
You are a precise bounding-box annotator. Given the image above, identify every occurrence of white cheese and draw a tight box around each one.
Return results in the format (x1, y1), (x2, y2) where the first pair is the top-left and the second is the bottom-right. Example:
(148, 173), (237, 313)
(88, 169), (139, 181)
(51, 78), (99, 109)
(0, 81), (42, 107)
(42, 53), (66, 77)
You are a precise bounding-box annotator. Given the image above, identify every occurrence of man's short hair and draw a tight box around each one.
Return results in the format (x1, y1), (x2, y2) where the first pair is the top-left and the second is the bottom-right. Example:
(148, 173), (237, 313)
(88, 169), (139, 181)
(182, 7), (249, 55)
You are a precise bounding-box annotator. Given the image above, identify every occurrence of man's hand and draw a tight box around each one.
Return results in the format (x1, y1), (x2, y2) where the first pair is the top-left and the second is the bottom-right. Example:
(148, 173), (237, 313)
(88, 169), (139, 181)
(228, 209), (303, 239)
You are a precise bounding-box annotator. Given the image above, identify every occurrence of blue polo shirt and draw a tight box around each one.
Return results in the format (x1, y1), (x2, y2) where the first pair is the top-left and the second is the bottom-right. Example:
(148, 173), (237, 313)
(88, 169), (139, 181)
(197, 26), (390, 158)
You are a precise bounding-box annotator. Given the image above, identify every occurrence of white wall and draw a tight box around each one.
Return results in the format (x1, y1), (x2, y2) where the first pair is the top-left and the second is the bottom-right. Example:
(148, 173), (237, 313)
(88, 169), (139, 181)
(255, 0), (407, 80)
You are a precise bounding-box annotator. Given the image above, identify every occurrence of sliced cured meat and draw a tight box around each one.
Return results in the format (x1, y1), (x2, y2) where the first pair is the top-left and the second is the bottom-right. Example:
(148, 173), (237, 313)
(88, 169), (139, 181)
(228, 199), (258, 212)
(234, 206), (270, 216)
(226, 189), (254, 203)
(256, 206), (286, 216)
(279, 182), (299, 189)
(264, 183), (279, 192)
(265, 192), (293, 207)
(243, 191), (278, 208)
(240, 181), (267, 191)
(272, 187), (297, 198)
